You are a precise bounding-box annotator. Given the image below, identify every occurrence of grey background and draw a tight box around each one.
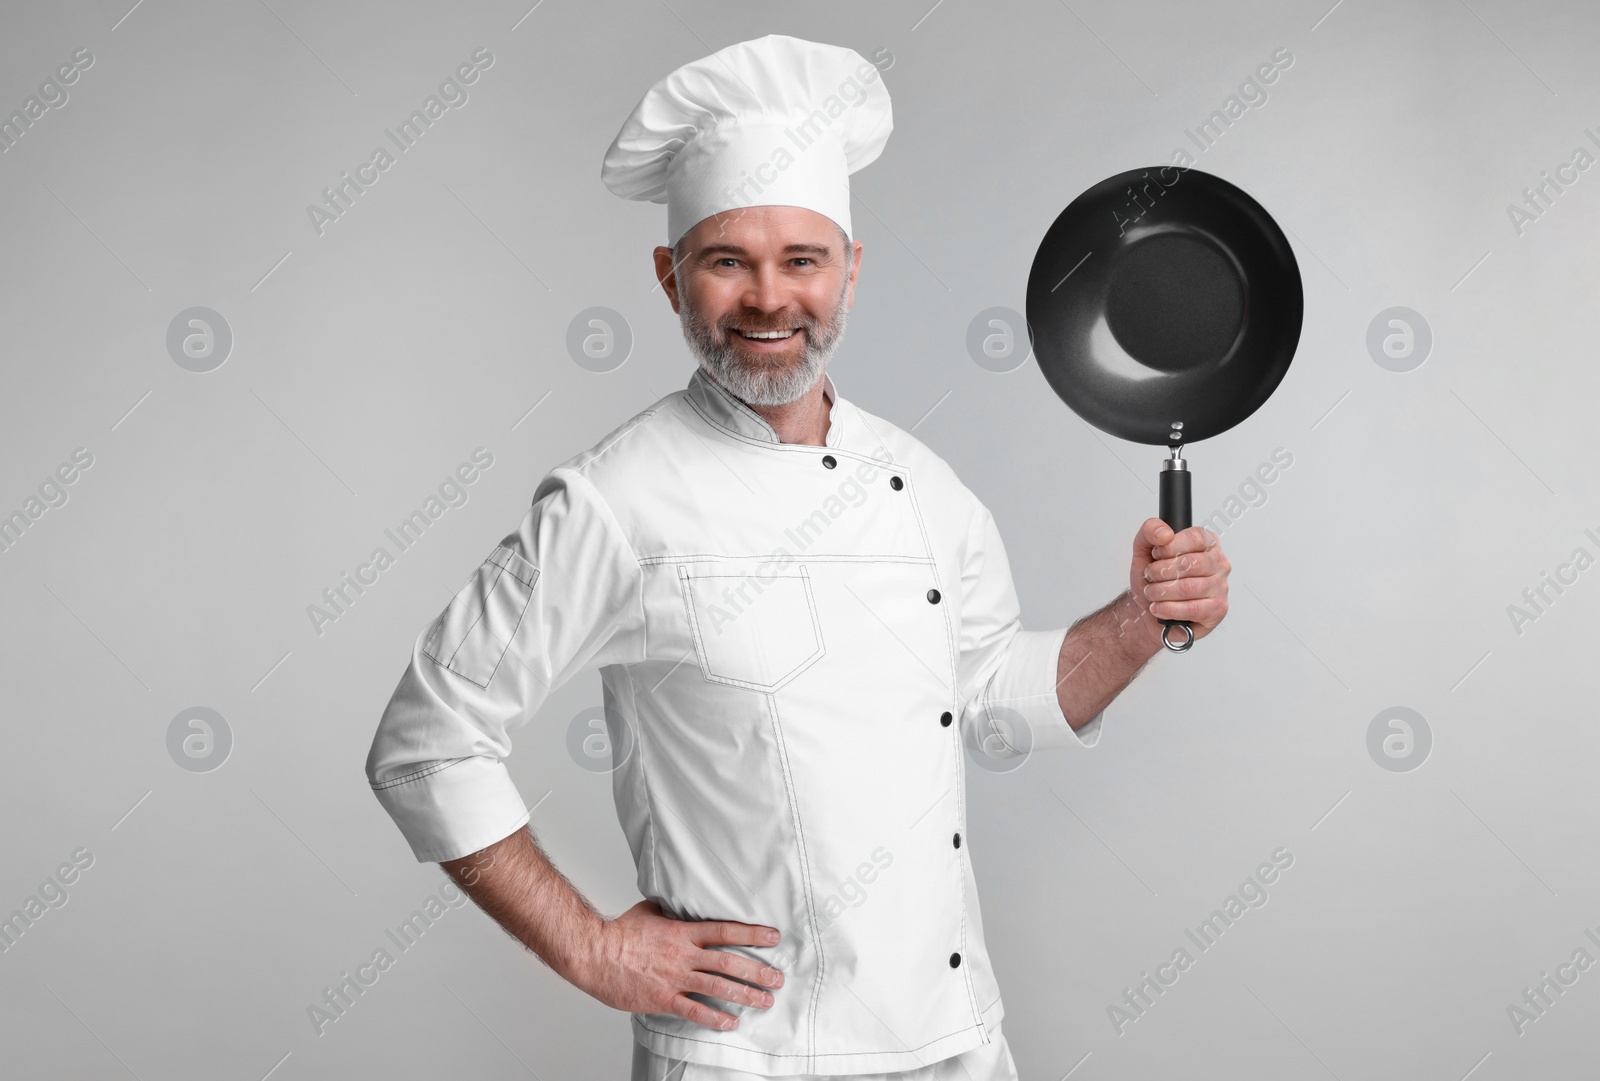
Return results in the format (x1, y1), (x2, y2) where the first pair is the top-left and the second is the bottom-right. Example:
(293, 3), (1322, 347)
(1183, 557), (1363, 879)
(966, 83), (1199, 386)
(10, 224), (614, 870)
(1, 0), (1595, 1077)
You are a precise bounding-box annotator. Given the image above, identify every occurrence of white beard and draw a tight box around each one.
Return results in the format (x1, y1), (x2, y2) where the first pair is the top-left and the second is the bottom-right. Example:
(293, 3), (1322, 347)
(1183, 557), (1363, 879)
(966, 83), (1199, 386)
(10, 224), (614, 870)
(677, 275), (850, 406)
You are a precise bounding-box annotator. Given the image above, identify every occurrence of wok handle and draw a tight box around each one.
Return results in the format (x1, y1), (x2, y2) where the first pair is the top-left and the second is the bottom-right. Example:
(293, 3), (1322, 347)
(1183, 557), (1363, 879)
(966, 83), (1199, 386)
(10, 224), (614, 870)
(1157, 460), (1195, 653)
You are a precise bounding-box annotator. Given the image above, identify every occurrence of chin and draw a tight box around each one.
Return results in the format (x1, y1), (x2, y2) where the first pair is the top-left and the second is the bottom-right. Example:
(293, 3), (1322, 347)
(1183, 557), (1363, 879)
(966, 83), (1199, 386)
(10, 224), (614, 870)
(737, 351), (796, 370)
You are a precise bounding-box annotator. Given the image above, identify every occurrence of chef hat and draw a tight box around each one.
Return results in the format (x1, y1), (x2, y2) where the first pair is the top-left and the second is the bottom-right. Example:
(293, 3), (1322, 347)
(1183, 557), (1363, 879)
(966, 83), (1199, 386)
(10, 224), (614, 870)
(601, 34), (892, 249)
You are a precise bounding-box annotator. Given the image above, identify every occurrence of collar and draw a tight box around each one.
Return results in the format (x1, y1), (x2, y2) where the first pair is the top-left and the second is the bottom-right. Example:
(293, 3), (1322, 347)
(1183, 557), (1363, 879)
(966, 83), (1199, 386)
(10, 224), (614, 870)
(685, 366), (843, 449)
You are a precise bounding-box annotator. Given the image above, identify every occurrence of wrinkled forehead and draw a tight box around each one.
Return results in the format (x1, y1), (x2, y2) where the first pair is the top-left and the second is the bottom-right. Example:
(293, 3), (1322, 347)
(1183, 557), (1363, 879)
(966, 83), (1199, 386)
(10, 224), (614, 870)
(678, 205), (849, 255)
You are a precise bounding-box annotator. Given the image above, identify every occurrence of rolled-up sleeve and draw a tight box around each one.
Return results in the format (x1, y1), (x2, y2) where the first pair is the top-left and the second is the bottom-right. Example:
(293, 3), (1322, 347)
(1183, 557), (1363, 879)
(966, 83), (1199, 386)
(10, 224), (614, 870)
(955, 498), (1103, 751)
(366, 466), (646, 863)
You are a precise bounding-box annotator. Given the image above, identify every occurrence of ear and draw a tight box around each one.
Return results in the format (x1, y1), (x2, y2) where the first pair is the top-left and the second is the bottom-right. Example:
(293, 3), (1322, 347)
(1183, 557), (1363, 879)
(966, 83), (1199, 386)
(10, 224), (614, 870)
(845, 239), (864, 309)
(653, 245), (681, 314)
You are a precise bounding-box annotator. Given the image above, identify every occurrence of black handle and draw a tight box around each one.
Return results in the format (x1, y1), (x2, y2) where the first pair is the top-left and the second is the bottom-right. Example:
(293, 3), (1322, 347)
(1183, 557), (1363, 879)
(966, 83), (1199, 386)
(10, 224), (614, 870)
(1157, 463), (1194, 652)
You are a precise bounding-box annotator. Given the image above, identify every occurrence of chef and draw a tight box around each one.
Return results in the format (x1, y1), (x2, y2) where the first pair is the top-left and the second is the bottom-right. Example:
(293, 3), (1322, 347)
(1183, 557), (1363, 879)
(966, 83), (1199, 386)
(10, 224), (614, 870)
(365, 33), (1229, 1081)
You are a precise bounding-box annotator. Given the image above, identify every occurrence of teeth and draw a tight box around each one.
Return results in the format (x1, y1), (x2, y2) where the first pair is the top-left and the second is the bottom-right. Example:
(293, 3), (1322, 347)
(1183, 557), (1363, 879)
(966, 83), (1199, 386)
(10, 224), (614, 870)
(738, 329), (796, 340)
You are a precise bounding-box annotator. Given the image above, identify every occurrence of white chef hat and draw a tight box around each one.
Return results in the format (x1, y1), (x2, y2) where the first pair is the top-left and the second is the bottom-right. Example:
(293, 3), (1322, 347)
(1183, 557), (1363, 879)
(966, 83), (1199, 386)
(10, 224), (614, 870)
(601, 34), (892, 249)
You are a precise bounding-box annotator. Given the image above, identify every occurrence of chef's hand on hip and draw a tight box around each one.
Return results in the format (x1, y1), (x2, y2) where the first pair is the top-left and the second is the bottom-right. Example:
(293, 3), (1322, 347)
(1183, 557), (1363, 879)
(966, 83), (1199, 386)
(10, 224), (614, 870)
(1130, 518), (1231, 644)
(571, 898), (785, 1031)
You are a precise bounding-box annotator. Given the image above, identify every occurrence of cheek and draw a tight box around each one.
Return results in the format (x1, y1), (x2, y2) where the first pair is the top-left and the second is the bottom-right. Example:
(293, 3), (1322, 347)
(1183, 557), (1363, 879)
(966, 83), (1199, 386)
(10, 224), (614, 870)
(689, 285), (735, 323)
(808, 284), (848, 319)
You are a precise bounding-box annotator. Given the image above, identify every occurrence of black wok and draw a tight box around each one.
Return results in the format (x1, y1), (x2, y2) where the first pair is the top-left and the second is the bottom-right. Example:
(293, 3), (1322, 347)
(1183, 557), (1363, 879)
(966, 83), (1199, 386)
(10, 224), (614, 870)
(1026, 165), (1302, 651)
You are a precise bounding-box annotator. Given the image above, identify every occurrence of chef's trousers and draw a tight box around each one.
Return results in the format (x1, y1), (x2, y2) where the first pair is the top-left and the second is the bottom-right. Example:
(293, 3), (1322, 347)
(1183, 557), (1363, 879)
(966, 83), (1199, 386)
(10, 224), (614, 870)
(629, 1024), (1020, 1081)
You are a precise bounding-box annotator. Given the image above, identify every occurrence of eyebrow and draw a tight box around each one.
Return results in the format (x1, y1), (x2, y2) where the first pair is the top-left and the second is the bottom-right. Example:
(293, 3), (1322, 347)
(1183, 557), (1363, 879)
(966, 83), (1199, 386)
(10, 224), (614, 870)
(695, 243), (836, 259)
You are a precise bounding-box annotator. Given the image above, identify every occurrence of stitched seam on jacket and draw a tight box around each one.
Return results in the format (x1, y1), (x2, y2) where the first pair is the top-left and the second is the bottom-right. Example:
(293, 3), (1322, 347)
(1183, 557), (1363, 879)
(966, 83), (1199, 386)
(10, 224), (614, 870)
(679, 393), (890, 468)
(986, 690), (1057, 702)
(689, 370), (855, 453)
(477, 565), (538, 689)
(675, 565), (824, 692)
(632, 1014), (987, 1059)
(587, 408), (661, 466)
(370, 756), (469, 791)
(621, 662), (662, 901)
(437, 557), (507, 671)
(565, 463), (653, 897)
(559, 468), (650, 669)
(848, 407), (900, 466)
(643, 553), (933, 567)
(765, 690), (825, 1068)
(422, 557), (539, 690)
(691, 370), (783, 441)
(490, 546), (538, 589)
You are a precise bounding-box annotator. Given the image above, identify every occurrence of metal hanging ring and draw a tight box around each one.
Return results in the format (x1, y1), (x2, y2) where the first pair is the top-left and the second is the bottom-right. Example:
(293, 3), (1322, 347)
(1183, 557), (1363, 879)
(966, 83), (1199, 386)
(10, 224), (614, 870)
(1160, 620), (1194, 653)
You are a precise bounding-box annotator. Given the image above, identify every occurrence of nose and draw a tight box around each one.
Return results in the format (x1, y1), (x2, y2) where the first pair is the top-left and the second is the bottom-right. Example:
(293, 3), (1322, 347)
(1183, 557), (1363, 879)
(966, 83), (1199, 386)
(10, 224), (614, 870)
(741, 263), (791, 315)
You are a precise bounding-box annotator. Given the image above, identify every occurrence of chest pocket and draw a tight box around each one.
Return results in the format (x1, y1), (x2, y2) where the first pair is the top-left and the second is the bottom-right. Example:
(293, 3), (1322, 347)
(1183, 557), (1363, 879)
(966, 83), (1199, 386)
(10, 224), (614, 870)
(677, 561), (824, 693)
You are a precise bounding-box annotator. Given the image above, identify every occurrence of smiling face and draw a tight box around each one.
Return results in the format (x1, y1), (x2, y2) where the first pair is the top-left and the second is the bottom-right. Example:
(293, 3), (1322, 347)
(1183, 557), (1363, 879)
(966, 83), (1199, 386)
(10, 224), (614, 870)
(655, 205), (862, 406)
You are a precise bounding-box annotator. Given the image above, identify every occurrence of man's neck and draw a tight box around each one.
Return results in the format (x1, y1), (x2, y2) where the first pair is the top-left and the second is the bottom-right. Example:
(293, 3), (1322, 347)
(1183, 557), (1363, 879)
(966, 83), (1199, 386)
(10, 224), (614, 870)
(738, 372), (832, 447)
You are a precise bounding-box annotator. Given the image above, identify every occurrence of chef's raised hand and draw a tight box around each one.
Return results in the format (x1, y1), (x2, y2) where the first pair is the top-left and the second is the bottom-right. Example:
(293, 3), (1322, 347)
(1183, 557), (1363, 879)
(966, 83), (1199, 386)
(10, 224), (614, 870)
(573, 898), (786, 1031)
(1129, 518), (1231, 646)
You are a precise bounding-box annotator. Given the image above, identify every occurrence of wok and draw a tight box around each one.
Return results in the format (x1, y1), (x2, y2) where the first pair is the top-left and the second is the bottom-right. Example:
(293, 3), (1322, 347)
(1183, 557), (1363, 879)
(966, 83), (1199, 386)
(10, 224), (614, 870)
(1025, 166), (1302, 651)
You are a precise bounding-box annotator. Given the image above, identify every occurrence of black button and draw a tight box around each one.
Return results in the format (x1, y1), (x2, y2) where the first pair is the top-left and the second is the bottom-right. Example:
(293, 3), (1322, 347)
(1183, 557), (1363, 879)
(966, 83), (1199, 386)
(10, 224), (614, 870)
(926, 588), (941, 604)
(940, 711), (953, 727)
(890, 476), (903, 490)
(953, 833), (961, 848)
(822, 455), (837, 469)
(950, 952), (962, 968)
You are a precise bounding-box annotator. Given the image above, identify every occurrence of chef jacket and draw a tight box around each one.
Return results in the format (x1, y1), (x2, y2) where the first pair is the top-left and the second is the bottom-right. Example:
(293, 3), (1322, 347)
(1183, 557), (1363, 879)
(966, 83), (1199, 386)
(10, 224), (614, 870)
(366, 366), (1105, 1076)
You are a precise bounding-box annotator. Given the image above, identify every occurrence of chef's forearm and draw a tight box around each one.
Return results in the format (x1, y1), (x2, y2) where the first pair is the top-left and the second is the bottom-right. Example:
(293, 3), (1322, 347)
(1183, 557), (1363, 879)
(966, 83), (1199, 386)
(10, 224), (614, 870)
(441, 825), (604, 982)
(1055, 589), (1162, 729)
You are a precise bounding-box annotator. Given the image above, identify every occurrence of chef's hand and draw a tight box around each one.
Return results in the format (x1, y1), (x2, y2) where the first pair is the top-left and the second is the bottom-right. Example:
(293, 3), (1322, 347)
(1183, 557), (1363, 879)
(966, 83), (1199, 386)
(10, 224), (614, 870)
(1129, 519), (1230, 647)
(572, 898), (785, 1031)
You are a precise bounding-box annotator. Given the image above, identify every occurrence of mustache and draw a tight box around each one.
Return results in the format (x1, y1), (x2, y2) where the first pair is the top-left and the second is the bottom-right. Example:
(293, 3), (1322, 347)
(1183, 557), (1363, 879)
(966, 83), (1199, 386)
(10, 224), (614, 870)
(725, 317), (811, 334)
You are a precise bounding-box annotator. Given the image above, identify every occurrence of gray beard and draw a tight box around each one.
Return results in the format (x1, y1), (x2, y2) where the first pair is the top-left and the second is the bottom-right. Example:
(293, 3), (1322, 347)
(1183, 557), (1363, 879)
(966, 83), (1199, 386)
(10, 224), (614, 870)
(676, 275), (850, 406)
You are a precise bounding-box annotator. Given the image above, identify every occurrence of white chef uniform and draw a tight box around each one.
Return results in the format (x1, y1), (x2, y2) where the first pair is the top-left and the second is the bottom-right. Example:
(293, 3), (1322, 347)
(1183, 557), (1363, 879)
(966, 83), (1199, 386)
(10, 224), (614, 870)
(366, 366), (1105, 1075)
(629, 990), (1017, 1081)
